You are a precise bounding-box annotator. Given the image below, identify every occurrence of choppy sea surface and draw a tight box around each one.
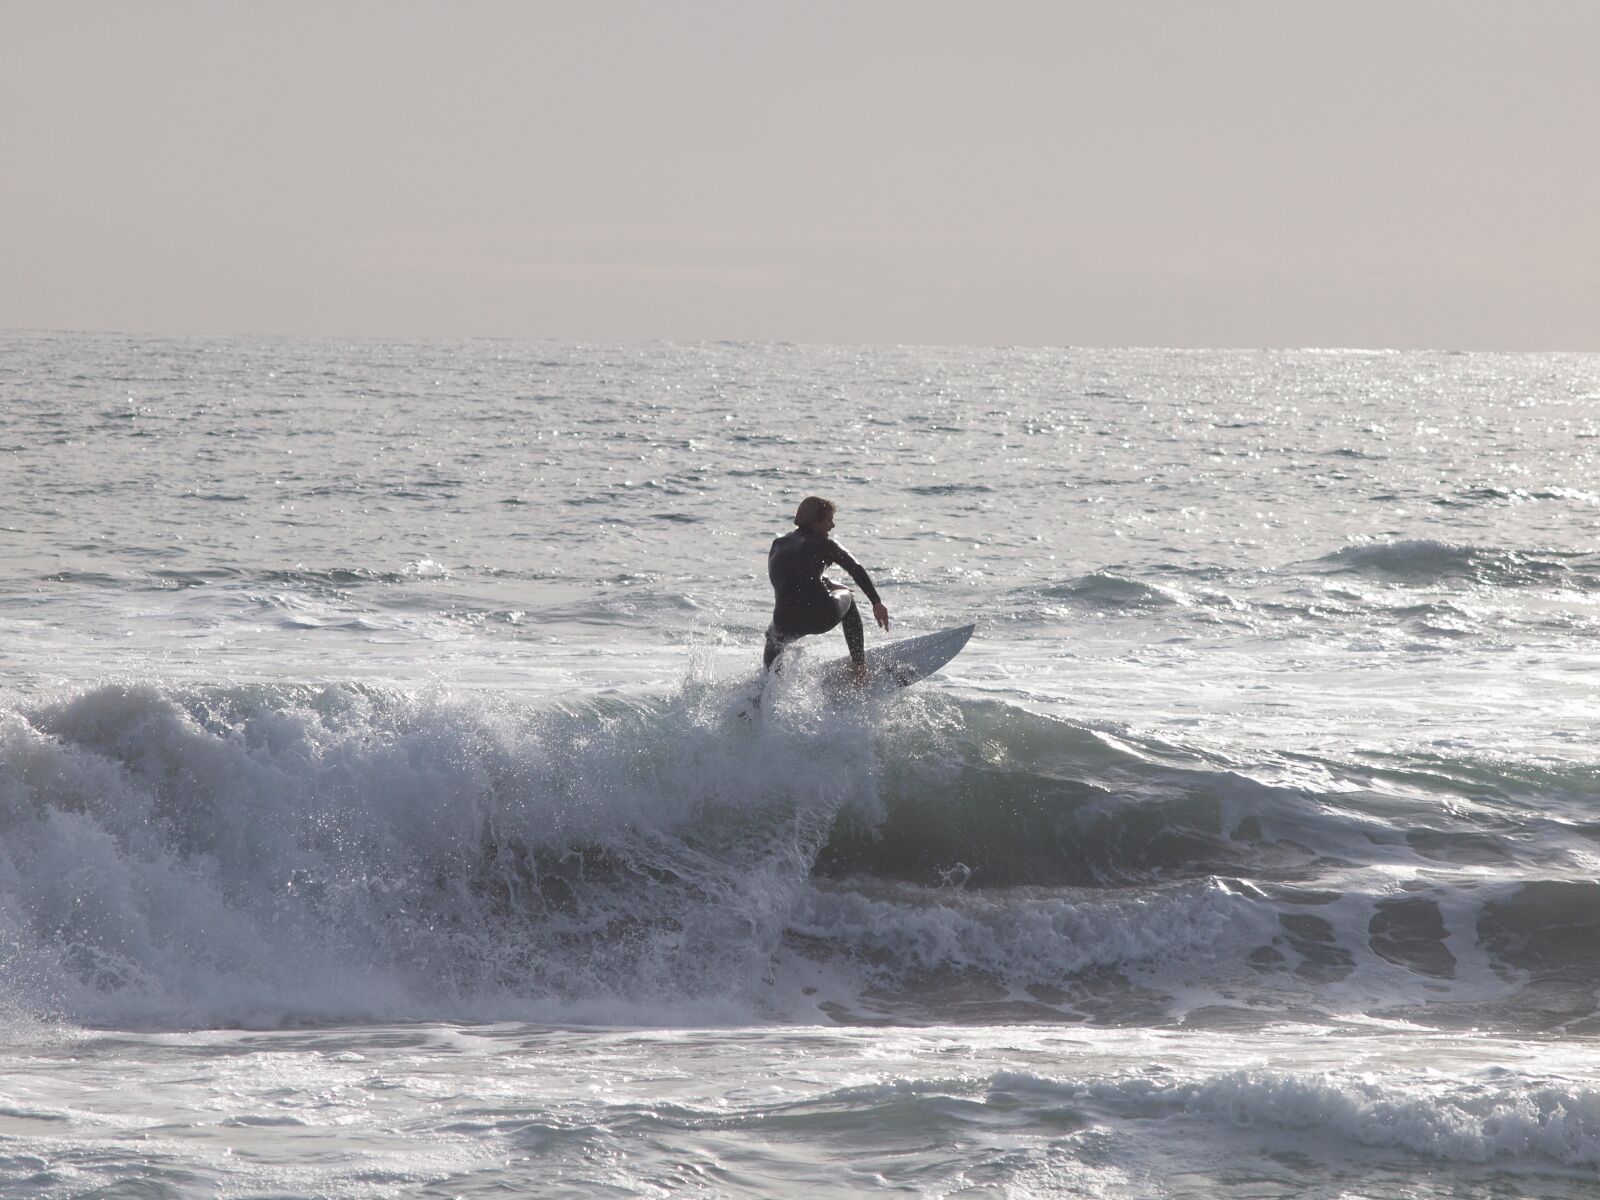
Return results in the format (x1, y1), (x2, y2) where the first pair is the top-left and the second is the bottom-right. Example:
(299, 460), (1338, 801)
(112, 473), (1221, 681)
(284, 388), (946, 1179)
(2, 331), (1599, 1197)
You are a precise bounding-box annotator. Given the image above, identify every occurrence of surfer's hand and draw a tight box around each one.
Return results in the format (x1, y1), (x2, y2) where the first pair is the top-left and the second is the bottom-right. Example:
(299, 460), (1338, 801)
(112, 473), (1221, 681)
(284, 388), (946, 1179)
(872, 602), (890, 631)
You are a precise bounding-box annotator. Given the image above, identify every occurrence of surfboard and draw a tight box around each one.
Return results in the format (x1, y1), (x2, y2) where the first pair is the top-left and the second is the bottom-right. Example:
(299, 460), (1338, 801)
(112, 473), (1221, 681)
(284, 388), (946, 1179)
(735, 624), (975, 720)
(820, 623), (975, 694)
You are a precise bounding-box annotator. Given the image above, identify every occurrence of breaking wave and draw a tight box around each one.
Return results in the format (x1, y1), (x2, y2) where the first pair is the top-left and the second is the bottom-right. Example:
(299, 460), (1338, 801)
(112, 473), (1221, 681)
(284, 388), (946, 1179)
(0, 680), (1595, 1030)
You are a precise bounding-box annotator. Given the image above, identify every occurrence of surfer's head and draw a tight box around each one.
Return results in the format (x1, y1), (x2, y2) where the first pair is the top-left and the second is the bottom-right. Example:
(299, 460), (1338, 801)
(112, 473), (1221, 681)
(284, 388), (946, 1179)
(794, 495), (836, 534)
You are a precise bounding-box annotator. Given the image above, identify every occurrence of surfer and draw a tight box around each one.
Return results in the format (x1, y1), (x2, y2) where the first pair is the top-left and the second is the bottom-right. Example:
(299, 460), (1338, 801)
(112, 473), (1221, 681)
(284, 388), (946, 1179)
(764, 496), (890, 683)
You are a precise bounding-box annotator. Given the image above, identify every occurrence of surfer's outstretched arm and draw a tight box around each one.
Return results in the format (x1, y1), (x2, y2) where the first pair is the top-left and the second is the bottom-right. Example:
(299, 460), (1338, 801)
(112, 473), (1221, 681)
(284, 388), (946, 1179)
(826, 542), (880, 602)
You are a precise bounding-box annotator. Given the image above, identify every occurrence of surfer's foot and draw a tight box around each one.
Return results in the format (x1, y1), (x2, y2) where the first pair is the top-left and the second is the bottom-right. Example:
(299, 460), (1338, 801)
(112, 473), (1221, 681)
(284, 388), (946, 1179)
(849, 660), (868, 687)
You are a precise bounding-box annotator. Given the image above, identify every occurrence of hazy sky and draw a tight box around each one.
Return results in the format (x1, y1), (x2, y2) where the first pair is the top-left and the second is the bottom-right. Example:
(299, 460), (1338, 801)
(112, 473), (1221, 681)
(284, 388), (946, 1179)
(4, 1), (1596, 348)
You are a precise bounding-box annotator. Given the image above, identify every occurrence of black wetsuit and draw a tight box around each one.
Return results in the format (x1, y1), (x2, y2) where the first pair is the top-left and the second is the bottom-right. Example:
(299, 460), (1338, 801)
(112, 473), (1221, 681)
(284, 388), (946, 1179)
(764, 528), (882, 669)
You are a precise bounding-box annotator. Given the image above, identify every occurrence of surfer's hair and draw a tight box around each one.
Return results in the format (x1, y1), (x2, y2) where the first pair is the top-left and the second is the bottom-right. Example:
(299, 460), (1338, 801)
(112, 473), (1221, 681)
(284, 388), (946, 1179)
(794, 496), (836, 528)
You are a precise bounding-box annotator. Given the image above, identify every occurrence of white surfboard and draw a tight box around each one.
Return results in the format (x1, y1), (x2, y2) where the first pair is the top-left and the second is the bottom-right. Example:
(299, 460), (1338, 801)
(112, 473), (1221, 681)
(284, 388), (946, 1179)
(820, 623), (975, 694)
(736, 624), (975, 720)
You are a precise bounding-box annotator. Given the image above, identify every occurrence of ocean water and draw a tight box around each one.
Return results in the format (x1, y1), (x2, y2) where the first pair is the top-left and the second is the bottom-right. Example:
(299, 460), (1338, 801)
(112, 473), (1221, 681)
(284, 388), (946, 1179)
(2, 330), (1598, 1197)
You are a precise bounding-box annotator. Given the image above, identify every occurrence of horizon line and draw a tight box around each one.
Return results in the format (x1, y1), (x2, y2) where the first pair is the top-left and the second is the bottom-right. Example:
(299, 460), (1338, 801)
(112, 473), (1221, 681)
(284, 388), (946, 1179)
(4, 326), (1594, 357)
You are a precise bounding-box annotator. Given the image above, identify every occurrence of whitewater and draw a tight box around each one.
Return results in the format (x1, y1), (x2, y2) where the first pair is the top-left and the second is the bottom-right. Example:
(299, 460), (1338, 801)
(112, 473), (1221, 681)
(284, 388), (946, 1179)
(2, 331), (1598, 1197)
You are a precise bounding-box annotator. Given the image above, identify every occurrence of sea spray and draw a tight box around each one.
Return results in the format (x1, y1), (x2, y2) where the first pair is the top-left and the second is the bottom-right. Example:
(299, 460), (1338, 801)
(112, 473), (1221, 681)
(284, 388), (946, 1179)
(0, 678), (891, 1025)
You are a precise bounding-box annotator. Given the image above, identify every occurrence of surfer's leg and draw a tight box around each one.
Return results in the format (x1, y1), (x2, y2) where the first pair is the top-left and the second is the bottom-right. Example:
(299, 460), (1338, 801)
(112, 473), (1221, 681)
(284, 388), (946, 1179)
(762, 625), (785, 671)
(823, 583), (866, 668)
(768, 591), (854, 673)
(841, 598), (865, 664)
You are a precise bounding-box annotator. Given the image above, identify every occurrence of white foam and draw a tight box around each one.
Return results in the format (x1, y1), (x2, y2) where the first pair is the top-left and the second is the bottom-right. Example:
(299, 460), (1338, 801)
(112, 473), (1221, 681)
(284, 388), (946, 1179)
(1057, 1066), (1600, 1167)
